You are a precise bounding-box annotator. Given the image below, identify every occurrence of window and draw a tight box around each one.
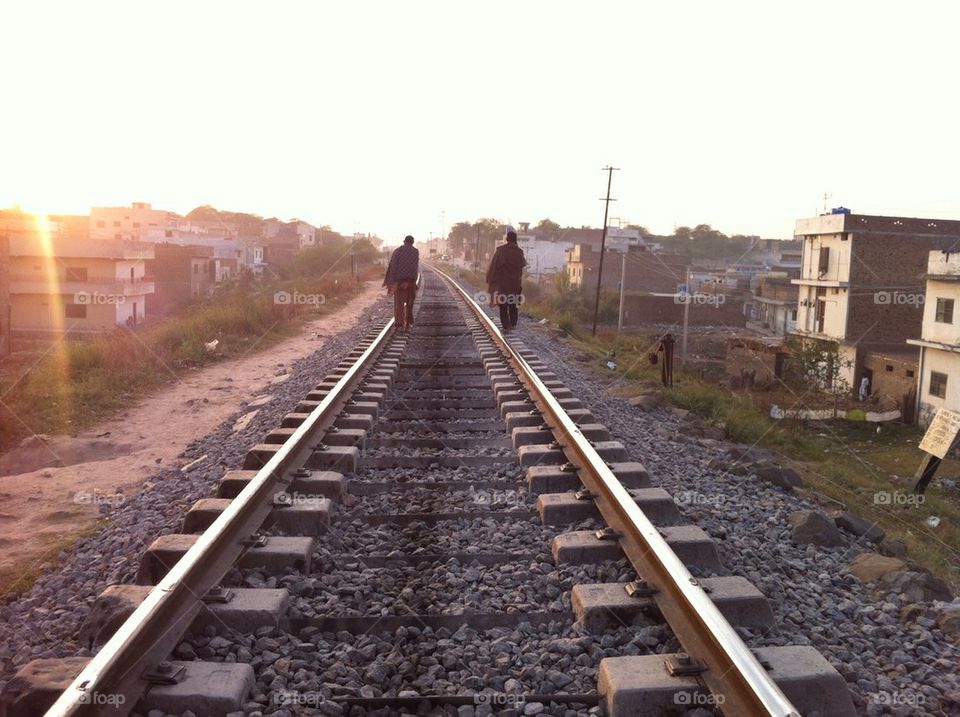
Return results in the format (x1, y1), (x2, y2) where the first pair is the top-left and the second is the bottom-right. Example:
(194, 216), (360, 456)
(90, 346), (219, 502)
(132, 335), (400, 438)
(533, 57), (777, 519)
(112, 221), (120, 227)
(906, 369), (915, 378)
(95, 220), (105, 228)
(165, 230), (173, 238)
(930, 371), (948, 399)
(817, 246), (830, 276)
(65, 304), (87, 319)
(65, 267), (88, 281)
(935, 298), (954, 324)
(885, 365), (893, 372)
(133, 222), (140, 228)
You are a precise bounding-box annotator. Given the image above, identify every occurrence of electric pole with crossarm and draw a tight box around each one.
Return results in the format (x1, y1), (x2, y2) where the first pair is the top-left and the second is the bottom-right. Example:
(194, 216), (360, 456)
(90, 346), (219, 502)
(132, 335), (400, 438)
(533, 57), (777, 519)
(591, 166), (620, 336)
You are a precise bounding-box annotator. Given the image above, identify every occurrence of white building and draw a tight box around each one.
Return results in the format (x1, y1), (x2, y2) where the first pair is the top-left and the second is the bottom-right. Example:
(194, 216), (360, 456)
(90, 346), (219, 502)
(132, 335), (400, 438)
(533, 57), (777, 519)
(90, 202), (173, 241)
(517, 236), (574, 279)
(907, 251), (960, 426)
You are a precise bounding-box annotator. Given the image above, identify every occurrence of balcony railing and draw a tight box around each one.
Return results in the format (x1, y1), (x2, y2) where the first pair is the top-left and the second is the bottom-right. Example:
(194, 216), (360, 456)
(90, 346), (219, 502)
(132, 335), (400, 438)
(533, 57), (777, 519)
(9, 276), (155, 296)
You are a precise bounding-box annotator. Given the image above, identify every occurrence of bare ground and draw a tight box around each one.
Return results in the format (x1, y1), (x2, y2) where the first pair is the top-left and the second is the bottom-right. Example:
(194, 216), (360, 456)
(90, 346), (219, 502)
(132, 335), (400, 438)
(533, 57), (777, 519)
(0, 282), (384, 588)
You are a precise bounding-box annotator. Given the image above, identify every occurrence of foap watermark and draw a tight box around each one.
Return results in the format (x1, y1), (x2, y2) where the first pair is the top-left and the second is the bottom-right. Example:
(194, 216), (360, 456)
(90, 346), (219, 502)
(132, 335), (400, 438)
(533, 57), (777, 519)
(675, 291), (725, 307)
(273, 690), (326, 707)
(473, 291), (525, 306)
(474, 693), (526, 708)
(467, 486), (525, 509)
(78, 691), (126, 707)
(74, 490), (125, 507)
(674, 490), (727, 508)
(74, 291), (125, 306)
(869, 691), (926, 707)
(274, 290), (326, 306)
(673, 691), (725, 707)
(874, 491), (925, 506)
(273, 492), (327, 508)
(874, 291), (924, 307)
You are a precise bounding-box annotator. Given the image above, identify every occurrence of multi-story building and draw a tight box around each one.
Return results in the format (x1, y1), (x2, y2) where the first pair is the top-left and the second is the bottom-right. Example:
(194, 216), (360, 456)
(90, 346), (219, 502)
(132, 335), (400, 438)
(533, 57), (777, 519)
(791, 212), (960, 388)
(90, 202), (172, 241)
(7, 233), (155, 333)
(146, 244), (215, 316)
(907, 250), (960, 425)
(239, 236), (267, 276)
(566, 244), (689, 294)
(745, 274), (799, 336)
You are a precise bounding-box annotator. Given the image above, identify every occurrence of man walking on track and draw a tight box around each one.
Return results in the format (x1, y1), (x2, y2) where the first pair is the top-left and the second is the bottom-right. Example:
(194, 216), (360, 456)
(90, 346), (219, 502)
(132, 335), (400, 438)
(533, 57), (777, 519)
(383, 235), (419, 332)
(485, 225), (527, 334)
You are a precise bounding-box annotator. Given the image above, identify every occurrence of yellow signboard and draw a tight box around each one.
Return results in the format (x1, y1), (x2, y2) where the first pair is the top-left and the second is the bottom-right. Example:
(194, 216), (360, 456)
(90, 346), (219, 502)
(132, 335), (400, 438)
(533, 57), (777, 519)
(919, 407), (960, 459)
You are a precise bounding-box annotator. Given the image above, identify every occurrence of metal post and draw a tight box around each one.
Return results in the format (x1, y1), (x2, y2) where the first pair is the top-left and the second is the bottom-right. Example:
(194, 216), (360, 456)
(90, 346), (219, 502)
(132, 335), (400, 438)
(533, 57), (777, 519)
(592, 166), (619, 336)
(681, 267), (690, 364)
(475, 224), (481, 272)
(617, 251), (626, 333)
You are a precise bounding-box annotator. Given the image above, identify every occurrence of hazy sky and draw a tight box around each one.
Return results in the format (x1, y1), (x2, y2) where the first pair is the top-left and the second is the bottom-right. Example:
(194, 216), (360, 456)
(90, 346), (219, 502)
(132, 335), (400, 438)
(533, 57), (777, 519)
(3, 1), (959, 242)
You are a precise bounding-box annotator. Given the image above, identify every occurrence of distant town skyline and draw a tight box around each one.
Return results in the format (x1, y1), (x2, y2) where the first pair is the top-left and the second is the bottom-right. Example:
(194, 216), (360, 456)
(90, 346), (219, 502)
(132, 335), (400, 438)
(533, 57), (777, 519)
(4, 2), (960, 243)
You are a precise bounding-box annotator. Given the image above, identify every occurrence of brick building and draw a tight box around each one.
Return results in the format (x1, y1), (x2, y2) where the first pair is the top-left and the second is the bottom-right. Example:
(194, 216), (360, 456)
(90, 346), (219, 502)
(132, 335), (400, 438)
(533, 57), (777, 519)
(146, 243), (215, 316)
(621, 294), (746, 328)
(791, 212), (960, 390)
(566, 245), (689, 294)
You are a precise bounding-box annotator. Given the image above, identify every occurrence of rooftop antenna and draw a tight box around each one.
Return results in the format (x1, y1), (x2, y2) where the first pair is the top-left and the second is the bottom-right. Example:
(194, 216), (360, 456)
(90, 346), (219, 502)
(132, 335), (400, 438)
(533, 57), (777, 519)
(822, 192), (831, 214)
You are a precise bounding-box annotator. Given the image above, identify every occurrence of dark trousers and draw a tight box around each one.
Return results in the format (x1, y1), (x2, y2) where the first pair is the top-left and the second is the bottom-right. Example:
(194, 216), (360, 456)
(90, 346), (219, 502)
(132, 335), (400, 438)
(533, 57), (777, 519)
(394, 281), (417, 328)
(497, 293), (520, 330)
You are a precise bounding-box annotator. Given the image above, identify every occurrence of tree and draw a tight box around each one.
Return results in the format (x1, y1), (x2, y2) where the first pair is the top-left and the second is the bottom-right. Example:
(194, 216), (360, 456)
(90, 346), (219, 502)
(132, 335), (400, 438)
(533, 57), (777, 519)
(447, 221), (473, 255)
(785, 336), (854, 416)
(535, 218), (561, 238)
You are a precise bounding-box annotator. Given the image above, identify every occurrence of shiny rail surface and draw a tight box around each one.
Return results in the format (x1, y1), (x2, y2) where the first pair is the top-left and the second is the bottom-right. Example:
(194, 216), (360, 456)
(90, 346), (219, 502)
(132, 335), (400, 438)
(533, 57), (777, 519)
(45, 320), (396, 716)
(434, 266), (801, 717)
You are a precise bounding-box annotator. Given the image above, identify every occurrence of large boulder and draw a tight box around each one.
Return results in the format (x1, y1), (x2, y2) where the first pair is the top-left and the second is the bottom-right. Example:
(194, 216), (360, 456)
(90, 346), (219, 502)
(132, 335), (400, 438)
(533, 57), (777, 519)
(934, 604), (960, 641)
(789, 510), (847, 547)
(628, 394), (659, 411)
(835, 511), (885, 543)
(752, 462), (803, 491)
(848, 552), (906, 582)
(879, 570), (953, 602)
(879, 538), (908, 558)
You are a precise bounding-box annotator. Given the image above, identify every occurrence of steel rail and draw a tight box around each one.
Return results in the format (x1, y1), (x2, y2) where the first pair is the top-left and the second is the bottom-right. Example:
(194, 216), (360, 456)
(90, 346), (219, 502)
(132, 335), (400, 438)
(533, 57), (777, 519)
(434, 266), (800, 717)
(46, 319), (396, 716)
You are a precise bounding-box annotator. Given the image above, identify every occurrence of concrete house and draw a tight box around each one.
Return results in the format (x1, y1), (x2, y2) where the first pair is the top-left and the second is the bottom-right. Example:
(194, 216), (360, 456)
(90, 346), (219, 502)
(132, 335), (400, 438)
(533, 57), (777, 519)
(5, 215), (155, 333)
(90, 202), (172, 242)
(907, 250), (960, 425)
(791, 212), (960, 389)
(146, 243), (215, 316)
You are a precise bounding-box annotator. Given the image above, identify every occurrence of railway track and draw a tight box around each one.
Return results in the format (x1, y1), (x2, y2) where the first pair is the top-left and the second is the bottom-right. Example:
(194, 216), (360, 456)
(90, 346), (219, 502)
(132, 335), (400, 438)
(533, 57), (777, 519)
(4, 269), (856, 716)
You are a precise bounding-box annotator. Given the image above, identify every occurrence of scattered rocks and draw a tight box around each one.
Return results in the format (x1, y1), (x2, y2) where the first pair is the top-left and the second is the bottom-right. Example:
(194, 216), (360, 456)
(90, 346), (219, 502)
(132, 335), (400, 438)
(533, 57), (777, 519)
(789, 510), (847, 547)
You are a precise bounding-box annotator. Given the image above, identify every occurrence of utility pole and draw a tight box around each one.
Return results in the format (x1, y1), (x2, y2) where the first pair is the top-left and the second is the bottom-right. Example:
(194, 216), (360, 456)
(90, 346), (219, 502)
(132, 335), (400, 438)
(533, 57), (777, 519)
(591, 165), (619, 336)
(474, 224), (481, 271)
(617, 251), (626, 333)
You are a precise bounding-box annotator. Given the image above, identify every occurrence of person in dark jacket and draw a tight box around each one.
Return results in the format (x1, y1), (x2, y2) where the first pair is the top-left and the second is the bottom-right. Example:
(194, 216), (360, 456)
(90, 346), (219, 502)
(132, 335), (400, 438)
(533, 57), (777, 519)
(383, 235), (419, 331)
(485, 226), (526, 334)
